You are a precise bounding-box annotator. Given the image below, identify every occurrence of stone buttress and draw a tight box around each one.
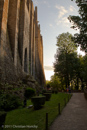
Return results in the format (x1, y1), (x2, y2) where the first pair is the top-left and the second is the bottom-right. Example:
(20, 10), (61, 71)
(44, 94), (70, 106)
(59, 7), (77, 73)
(0, 0), (45, 87)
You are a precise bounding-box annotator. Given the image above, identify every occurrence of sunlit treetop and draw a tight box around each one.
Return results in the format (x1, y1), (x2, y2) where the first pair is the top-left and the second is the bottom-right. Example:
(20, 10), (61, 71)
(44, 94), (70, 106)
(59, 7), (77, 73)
(56, 32), (77, 53)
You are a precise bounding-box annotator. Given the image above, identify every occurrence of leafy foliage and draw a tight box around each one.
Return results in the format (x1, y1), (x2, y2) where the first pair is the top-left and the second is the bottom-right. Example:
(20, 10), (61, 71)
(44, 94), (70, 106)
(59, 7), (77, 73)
(31, 96), (46, 110)
(5, 93), (71, 130)
(24, 87), (36, 99)
(54, 51), (81, 88)
(50, 75), (61, 90)
(0, 94), (22, 111)
(54, 32), (78, 88)
(81, 55), (87, 82)
(43, 93), (51, 101)
(68, 0), (87, 52)
(56, 32), (77, 53)
(54, 50), (87, 90)
(0, 111), (7, 127)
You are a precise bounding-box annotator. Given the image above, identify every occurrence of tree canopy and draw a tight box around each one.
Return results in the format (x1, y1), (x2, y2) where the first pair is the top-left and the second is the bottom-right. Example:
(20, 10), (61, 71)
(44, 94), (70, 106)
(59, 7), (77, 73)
(56, 32), (77, 53)
(68, 0), (87, 52)
(53, 32), (87, 90)
(54, 32), (78, 88)
(52, 1), (87, 90)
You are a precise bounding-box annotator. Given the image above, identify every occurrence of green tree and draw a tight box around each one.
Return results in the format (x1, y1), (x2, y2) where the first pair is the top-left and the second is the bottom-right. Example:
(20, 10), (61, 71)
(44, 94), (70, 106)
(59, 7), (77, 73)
(54, 51), (80, 89)
(68, 0), (87, 52)
(81, 55), (87, 87)
(50, 75), (61, 91)
(46, 80), (51, 90)
(56, 32), (77, 53)
(54, 32), (77, 88)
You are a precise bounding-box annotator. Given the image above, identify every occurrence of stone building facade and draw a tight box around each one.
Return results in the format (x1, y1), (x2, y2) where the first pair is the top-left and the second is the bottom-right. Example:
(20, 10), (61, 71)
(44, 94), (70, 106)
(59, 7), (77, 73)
(0, 0), (45, 87)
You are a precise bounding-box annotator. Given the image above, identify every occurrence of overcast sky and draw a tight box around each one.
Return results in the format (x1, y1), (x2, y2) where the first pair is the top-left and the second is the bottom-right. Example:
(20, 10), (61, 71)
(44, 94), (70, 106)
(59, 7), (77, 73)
(32, 0), (85, 80)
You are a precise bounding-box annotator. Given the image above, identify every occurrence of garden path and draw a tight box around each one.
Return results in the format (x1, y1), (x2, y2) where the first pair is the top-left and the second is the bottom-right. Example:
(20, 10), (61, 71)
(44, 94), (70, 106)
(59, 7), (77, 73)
(50, 93), (87, 130)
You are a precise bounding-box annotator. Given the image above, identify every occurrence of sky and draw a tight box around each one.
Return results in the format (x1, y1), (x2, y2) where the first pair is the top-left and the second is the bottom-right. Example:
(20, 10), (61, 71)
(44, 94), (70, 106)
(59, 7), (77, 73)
(32, 0), (85, 81)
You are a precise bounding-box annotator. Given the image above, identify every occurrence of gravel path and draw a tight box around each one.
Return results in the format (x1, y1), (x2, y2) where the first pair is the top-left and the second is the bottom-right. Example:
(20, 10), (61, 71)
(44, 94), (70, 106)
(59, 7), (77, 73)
(50, 93), (87, 130)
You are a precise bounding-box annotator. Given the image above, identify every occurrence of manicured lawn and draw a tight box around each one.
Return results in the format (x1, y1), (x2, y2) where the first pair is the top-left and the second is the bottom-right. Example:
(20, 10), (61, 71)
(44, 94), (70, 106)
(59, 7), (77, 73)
(4, 93), (72, 130)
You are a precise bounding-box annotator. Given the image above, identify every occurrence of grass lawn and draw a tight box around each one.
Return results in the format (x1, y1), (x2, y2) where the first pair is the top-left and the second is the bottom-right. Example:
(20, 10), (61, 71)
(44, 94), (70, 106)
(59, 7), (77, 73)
(4, 93), (72, 130)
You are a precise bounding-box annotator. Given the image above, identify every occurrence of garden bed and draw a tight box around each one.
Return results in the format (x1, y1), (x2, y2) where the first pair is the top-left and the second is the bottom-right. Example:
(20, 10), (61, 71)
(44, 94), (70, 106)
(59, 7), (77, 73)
(4, 93), (72, 130)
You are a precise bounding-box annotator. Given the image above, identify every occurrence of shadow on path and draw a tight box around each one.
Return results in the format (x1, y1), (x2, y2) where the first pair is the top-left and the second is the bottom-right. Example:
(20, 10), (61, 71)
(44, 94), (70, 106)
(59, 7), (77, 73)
(50, 93), (87, 130)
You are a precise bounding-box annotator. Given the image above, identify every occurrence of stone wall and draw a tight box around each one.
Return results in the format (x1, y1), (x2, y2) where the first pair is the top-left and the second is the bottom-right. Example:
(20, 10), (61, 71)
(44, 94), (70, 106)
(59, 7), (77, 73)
(0, 0), (45, 87)
(7, 0), (20, 66)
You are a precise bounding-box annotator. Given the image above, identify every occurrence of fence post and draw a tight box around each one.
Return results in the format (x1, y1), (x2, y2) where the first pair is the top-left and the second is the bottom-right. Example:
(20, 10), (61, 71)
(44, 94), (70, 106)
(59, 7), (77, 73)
(46, 113), (48, 130)
(58, 103), (60, 115)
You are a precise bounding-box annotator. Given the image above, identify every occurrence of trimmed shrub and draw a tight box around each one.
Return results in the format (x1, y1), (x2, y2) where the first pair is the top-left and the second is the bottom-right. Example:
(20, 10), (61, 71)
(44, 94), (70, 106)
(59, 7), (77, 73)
(31, 96), (46, 110)
(24, 87), (36, 99)
(55, 90), (58, 94)
(0, 111), (7, 127)
(46, 90), (52, 93)
(42, 90), (52, 95)
(42, 89), (46, 94)
(43, 93), (51, 101)
(0, 94), (22, 111)
(52, 90), (55, 93)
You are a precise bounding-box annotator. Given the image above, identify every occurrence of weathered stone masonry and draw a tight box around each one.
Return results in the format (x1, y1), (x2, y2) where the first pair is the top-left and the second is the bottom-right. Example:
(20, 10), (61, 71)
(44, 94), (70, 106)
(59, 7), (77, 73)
(0, 0), (45, 87)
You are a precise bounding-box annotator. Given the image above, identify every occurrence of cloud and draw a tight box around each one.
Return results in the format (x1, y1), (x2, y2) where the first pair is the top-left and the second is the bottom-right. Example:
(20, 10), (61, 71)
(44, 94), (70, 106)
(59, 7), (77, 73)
(69, 5), (76, 12)
(55, 5), (76, 27)
(62, 17), (69, 24)
(56, 16), (70, 27)
(45, 29), (47, 32)
(33, 0), (38, 5)
(44, 66), (54, 71)
(43, 1), (47, 4)
(55, 5), (68, 18)
(49, 24), (53, 27)
(42, 1), (51, 8)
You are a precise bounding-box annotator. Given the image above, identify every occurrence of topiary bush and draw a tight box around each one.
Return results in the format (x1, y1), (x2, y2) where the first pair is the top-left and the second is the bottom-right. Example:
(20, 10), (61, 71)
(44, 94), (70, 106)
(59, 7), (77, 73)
(0, 94), (22, 111)
(55, 90), (58, 94)
(46, 90), (52, 93)
(24, 87), (36, 99)
(31, 96), (46, 110)
(52, 90), (55, 93)
(0, 111), (7, 127)
(42, 90), (52, 95)
(43, 93), (51, 101)
(42, 89), (46, 95)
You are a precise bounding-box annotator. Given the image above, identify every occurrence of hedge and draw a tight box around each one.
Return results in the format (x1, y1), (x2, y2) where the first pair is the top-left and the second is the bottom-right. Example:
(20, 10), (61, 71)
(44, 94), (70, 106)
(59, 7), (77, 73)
(24, 87), (36, 99)
(31, 96), (46, 110)
(0, 94), (22, 111)
(43, 93), (51, 101)
(0, 111), (7, 127)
